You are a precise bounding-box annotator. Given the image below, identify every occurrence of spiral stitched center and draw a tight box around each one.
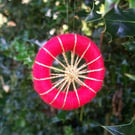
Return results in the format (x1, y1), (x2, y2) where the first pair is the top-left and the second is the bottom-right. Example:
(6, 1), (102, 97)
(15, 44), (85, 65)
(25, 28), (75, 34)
(65, 65), (78, 82)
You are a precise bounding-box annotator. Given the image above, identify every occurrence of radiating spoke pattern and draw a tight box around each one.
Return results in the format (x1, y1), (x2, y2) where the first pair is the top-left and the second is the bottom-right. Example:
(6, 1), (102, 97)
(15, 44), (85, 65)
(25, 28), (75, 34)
(34, 35), (104, 108)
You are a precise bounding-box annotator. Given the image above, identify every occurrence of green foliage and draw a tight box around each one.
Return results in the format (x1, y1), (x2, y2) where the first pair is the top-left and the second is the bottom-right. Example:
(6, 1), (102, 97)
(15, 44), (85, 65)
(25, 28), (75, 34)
(0, 0), (135, 135)
(86, 0), (135, 37)
(125, 73), (135, 81)
(85, 3), (102, 22)
(64, 126), (74, 135)
(105, 8), (135, 37)
(128, 0), (135, 8)
(102, 118), (135, 135)
(104, 0), (120, 14)
(0, 33), (36, 69)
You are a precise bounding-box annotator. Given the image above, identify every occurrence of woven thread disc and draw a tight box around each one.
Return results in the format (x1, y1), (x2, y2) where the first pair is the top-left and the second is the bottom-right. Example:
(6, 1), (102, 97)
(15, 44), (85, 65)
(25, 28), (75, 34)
(32, 34), (105, 110)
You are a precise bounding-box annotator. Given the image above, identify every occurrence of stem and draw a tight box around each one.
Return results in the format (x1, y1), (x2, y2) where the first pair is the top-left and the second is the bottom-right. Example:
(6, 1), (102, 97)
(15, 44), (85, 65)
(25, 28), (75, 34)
(80, 106), (84, 122)
(104, 113), (110, 135)
(99, 27), (105, 50)
(0, 76), (4, 86)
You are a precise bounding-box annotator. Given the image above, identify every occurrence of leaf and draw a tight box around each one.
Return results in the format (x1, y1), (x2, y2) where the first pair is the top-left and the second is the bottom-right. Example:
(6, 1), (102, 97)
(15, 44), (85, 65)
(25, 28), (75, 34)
(104, 0), (120, 14)
(104, 7), (135, 37)
(85, 1), (135, 37)
(122, 39), (135, 51)
(128, 0), (135, 8)
(102, 118), (135, 135)
(125, 73), (135, 81)
(85, 3), (102, 22)
(86, 0), (120, 22)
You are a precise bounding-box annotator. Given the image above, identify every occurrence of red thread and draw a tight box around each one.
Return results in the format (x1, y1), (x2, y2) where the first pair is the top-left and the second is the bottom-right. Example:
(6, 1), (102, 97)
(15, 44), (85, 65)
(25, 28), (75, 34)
(32, 34), (105, 110)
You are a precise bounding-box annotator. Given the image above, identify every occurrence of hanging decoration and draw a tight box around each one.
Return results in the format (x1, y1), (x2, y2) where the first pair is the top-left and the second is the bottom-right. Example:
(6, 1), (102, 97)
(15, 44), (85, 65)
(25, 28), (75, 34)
(32, 34), (105, 110)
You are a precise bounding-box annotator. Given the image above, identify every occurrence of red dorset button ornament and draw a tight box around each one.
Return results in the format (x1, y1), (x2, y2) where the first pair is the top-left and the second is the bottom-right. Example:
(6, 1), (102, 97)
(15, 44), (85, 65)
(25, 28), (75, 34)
(32, 34), (105, 110)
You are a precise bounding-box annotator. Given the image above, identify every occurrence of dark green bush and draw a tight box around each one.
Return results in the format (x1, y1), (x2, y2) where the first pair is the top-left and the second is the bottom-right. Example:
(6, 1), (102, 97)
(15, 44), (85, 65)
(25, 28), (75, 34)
(0, 0), (135, 134)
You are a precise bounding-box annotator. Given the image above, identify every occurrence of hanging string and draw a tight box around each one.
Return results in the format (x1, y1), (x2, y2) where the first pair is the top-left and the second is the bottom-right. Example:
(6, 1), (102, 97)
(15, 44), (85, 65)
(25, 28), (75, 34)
(65, 0), (76, 33)
(64, 0), (69, 30)
(73, 0), (76, 33)
(73, 0), (82, 35)
(66, 0), (69, 27)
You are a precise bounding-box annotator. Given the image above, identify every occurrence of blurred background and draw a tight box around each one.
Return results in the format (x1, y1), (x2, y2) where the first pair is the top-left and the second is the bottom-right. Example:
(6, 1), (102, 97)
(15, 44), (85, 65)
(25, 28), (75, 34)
(0, 0), (135, 135)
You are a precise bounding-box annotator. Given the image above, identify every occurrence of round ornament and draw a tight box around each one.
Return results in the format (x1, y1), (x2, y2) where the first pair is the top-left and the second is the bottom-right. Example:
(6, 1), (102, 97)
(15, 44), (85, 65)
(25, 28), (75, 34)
(32, 34), (105, 110)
